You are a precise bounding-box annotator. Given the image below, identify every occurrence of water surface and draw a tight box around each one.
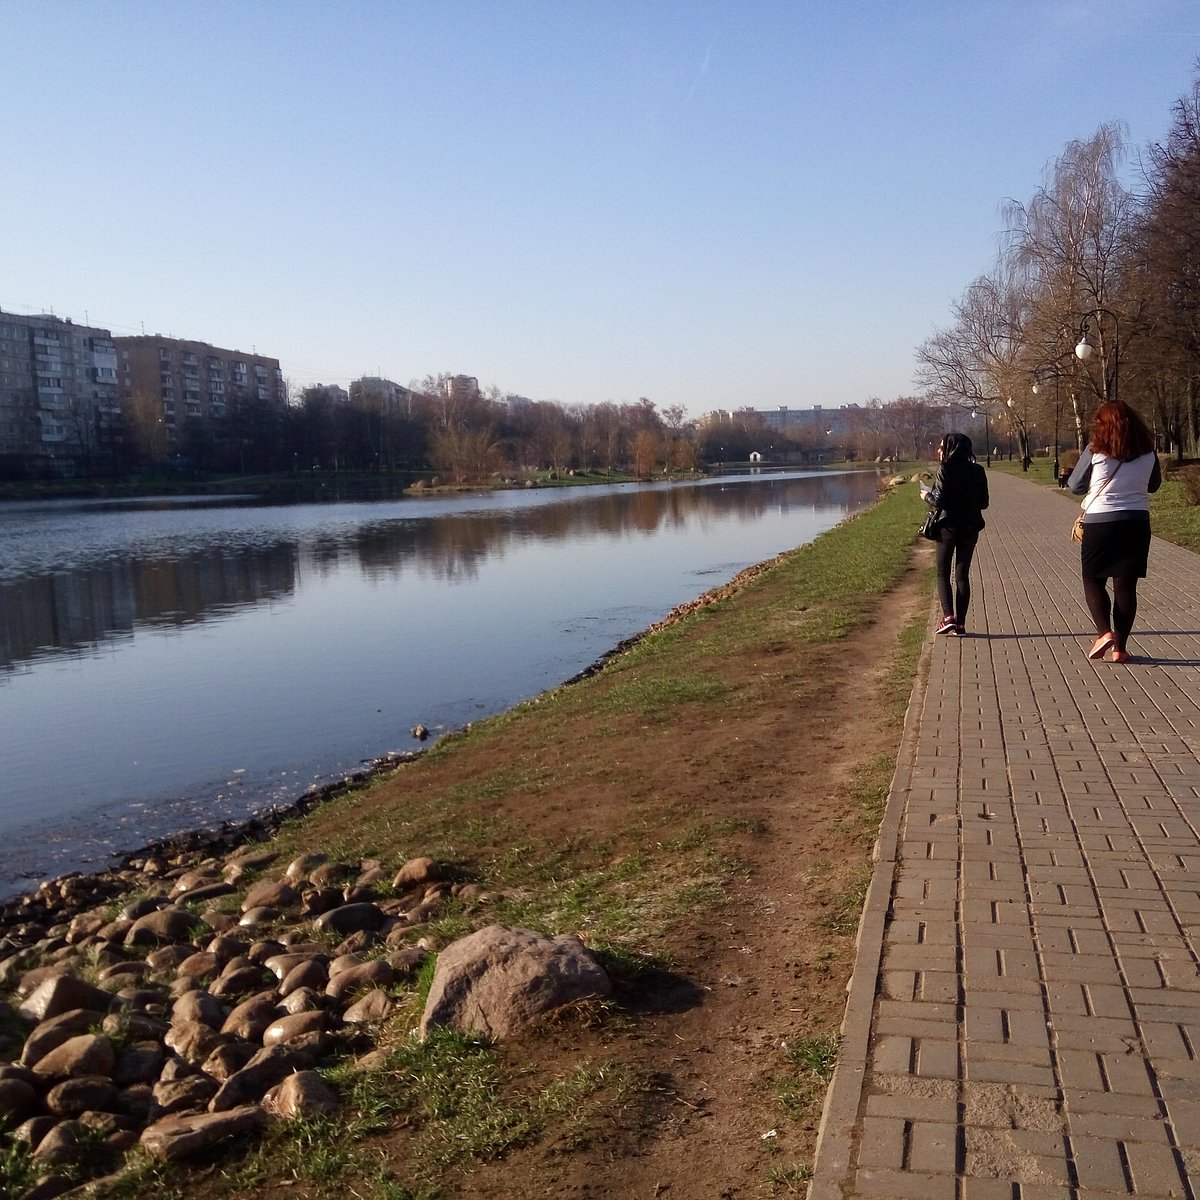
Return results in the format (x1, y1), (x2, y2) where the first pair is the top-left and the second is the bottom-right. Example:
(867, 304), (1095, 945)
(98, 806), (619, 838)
(0, 470), (880, 895)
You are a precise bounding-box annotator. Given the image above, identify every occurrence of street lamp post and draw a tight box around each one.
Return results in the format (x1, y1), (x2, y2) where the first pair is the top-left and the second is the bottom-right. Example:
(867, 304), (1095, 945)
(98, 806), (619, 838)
(972, 406), (991, 467)
(1006, 396), (1032, 470)
(1075, 308), (1120, 402)
(1032, 375), (1063, 484)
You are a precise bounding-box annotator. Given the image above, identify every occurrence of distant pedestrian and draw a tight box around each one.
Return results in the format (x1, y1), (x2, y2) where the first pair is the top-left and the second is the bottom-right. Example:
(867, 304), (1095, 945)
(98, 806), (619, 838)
(1067, 401), (1161, 664)
(924, 432), (989, 636)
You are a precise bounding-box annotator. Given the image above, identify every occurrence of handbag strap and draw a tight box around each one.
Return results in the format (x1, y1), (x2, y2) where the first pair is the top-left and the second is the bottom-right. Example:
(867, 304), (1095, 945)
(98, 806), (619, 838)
(1081, 458), (1121, 514)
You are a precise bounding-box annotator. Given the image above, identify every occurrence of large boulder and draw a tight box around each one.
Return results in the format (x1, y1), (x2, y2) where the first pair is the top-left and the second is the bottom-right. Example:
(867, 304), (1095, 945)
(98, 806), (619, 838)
(18, 976), (112, 1023)
(30, 1035), (115, 1081)
(420, 925), (611, 1040)
(140, 1105), (265, 1160)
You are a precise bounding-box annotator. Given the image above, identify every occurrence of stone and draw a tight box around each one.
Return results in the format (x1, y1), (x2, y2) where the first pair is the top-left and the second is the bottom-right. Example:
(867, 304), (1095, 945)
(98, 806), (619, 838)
(313, 902), (385, 937)
(200, 1042), (258, 1082)
(392, 856), (441, 890)
(308, 861), (354, 889)
(246, 940), (286, 964)
(16, 965), (71, 996)
(14, 1174), (75, 1200)
(178, 880), (235, 904)
(285, 853), (327, 880)
(44, 1076), (121, 1117)
(152, 1074), (219, 1115)
(220, 992), (280, 1041)
(420, 925), (612, 1040)
(102, 1011), (167, 1042)
(20, 1010), (99, 1068)
(112, 1042), (165, 1087)
(169, 869), (222, 899)
(97, 961), (149, 987)
(262, 1070), (339, 1119)
(65, 912), (107, 943)
(171, 989), (226, 1029)
(164, 1020), (224, 1066)
(0, 1074), (37, 1124)
(388, 946), (431, 976)
(332, 928), (378, 955)
(121, 896), (169, 921)
(262, 1010), (327, 1046)
(328, 952), (366, 978)
(300, 887), (343, 916)
(209, 964), (271, 997)
(18, 976), (111, 1023)
(205, 934), (247, 963)
(175, 951), (219, 980)
(343, 989), (392, 1023)
(279, 959), (328, 996)
(125, 907), (206, 947)
(139, 1104), (265, 1160)
(12, 1114), (58, 1149)
(31, 1119), (88, 1165)
(30, 1035), (115, 1081)
(208, 1045), (306, 1111)
(237, 906), (279, 926)
(263, 951), (320, 980)
(144, 944), (196, 972)
(326, 960), (395, 1001)
(241, 879), (300, 912)
(277, 986), (325, 1015)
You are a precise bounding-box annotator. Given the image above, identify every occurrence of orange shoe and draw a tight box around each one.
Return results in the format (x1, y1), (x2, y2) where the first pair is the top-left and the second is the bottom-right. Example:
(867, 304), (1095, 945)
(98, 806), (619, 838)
(1111, 649), (1131, 664)
(1088, 633), (1114, 660)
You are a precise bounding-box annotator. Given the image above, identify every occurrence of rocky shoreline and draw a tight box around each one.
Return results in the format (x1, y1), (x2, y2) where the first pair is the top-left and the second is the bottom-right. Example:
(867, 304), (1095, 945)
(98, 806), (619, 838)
(1, 817), (610, 1198)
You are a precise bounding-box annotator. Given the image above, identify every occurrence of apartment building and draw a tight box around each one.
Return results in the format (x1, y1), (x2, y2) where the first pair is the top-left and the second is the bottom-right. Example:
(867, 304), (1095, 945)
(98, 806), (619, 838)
(0, 309), (120, 477)
(115, 335), (284, 464)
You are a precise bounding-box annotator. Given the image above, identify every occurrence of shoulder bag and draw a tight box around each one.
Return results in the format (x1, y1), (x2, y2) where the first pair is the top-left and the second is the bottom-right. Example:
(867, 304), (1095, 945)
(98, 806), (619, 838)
(1072, 460), (1121, 543)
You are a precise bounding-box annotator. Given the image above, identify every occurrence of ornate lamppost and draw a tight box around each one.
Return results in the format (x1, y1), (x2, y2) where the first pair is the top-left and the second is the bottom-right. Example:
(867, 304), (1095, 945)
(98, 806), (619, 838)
(1032, 372), (1064, 485)
(1075, 308), (1120, 402)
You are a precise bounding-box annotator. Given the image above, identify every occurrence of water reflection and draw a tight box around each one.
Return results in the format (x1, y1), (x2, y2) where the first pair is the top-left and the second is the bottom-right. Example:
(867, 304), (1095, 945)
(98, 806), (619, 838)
(0, 471), (880, 896)
(2, 473), (869, 672)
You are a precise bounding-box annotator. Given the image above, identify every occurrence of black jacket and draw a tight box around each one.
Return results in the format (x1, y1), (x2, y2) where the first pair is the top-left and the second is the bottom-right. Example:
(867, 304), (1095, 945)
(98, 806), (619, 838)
(929, 458), (989, 533)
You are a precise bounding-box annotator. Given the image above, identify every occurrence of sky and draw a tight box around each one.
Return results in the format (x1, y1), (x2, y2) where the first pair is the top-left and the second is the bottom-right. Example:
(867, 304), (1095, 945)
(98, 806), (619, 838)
(1, 1), (1197, 418)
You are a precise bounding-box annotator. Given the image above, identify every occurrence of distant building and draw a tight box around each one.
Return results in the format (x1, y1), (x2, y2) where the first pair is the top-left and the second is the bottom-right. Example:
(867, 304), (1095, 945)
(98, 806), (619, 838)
(302, 383), (349, 405)
(349, 376), (413, 414)
(757, 404), (860, 438)
(115, 334), (284, 464)
(0, 308), (120, 477)
(446, 374), (479, 402)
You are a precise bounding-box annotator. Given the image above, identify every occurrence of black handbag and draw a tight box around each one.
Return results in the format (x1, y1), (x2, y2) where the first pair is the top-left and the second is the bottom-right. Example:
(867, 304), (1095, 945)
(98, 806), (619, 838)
(919, 510), (943, 540)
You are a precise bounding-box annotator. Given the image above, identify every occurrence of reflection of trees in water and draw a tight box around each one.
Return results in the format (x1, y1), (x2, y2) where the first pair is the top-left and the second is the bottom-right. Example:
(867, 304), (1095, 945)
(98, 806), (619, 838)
(353, 475), (873, 581)
(2, 474), (876, 669)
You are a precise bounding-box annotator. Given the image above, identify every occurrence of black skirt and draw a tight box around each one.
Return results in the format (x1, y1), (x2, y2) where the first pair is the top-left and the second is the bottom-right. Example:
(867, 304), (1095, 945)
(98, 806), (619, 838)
(1080, 515), (1152, 579)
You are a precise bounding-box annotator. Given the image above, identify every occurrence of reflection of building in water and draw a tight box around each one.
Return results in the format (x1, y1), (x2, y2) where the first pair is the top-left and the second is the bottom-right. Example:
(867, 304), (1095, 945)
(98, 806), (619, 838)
(0, 544), (299, 672)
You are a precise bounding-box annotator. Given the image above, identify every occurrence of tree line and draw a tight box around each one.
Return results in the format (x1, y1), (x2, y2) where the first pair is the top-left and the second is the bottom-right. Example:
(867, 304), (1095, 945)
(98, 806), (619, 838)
(915, 67), (1200, 466)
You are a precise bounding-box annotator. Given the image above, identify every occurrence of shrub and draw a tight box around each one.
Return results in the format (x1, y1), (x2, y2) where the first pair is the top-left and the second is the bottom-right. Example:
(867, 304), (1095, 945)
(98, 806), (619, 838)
(1178, 465), (1200, 507)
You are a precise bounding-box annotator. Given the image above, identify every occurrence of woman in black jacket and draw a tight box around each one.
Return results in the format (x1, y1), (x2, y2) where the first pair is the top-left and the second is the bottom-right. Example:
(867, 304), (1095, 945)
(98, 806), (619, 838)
(924, 432), (989, 636)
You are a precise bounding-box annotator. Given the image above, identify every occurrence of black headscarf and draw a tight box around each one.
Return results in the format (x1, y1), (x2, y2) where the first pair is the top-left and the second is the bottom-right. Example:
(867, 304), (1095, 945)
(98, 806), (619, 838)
(940, 432), (976, 463)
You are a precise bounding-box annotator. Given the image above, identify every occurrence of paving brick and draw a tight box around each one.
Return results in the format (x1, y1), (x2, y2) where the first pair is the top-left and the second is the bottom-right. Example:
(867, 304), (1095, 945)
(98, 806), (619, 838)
(807, 475), (1200, 1199)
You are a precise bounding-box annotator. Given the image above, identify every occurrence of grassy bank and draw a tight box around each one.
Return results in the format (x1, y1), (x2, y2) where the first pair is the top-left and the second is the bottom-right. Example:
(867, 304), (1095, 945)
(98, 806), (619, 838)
(14, 480), (931, 1200)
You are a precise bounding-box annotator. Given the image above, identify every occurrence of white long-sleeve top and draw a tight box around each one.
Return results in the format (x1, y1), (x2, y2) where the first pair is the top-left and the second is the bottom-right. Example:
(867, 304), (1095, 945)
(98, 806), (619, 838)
(1067, 447), (1161, 519)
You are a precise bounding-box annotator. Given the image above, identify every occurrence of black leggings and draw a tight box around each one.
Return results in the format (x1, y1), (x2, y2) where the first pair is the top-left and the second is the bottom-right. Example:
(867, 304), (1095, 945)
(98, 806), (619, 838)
(1082, 574), (1139, 652)
(935, 529), (979, 625)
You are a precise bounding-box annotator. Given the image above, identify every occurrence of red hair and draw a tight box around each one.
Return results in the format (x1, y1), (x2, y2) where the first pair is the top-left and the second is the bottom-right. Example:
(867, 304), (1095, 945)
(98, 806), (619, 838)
(1089, 401), (1154, 461)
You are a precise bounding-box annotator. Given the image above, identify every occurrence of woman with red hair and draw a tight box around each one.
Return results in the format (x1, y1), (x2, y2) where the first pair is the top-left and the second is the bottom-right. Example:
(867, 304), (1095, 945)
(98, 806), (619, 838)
(1067, 401), (1162, 663)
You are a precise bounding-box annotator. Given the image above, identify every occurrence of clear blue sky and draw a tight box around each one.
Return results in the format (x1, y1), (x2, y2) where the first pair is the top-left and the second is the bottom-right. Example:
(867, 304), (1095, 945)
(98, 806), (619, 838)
(2, 1), (1196, 416)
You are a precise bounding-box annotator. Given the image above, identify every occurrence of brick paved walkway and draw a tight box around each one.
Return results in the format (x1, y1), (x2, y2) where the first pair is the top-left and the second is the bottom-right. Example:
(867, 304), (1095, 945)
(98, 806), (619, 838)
(809, 471), (1200, 1200)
